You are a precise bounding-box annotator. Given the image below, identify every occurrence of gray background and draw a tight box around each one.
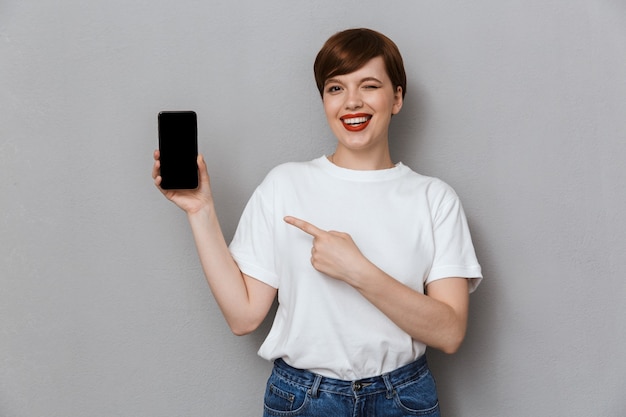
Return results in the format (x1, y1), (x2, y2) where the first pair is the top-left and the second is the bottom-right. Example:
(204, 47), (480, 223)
(2, 1), (625, 416)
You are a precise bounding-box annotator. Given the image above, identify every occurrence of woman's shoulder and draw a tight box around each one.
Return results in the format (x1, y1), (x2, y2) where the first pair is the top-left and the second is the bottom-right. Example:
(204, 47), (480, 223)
(264, 157), (324, 179)
(400, 166), (460, 202)
(400, 164), (451, 187)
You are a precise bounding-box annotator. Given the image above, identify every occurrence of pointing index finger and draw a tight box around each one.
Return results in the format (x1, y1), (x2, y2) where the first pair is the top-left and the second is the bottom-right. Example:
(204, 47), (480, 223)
(284, 216), (325, 237)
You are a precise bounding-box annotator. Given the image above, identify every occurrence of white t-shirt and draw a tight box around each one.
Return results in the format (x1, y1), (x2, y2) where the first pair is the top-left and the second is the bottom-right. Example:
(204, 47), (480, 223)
(229, 156), (482, 380)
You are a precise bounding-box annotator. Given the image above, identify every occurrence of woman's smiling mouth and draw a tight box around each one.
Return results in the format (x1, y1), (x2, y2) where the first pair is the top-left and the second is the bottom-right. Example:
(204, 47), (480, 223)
(340, 113), (372, 132)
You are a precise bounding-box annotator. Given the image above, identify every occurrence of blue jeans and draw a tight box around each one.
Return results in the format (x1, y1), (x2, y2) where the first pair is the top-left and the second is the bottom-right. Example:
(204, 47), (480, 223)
(263, 356), (440, 417)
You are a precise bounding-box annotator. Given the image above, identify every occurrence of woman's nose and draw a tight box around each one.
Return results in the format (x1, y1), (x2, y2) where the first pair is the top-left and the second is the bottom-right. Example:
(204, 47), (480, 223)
(344, 90), (363, 110)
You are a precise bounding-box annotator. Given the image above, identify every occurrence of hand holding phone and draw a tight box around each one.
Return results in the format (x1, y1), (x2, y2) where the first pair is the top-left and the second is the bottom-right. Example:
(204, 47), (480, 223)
(157, 111), (198, 190)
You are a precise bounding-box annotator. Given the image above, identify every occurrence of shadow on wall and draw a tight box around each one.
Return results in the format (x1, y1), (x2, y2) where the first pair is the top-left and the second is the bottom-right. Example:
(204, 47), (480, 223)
(389, 80), (426, 166)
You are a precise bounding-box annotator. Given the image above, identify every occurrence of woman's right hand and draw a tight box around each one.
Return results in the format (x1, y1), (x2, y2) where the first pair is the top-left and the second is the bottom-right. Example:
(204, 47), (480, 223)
(152, 150), (214, 214)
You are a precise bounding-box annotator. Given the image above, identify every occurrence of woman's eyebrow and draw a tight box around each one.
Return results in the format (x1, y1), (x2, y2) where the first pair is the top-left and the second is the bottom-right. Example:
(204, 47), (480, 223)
(360, 77), (383, 84)
(324, 76), (383, 85)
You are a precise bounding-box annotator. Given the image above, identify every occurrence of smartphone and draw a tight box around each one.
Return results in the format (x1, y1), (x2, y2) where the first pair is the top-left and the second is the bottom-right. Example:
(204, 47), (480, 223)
(158, 111), (198, 190)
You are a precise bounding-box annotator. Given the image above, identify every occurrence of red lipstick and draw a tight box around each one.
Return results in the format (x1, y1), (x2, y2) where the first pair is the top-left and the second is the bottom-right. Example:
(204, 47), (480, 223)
(340, 113), (372, 132)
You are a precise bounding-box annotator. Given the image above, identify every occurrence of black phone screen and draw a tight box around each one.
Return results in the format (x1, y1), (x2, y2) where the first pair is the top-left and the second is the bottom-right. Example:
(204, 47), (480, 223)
(158, 111), (198, 190)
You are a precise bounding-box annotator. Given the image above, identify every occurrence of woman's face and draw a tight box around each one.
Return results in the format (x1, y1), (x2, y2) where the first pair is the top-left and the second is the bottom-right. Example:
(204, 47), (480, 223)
(322, 56), (403, 155)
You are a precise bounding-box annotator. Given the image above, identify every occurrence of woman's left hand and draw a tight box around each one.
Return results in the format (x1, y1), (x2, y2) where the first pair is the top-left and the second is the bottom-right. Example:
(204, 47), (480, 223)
(283, 216), (372, 286)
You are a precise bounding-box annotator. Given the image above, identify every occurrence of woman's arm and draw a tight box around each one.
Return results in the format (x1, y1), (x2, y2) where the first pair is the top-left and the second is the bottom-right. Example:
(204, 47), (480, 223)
(283, 216), (469, 353)
(350, 268), (469, 354)
(186, 207), (277, 335)
(153, 151), (277, 335)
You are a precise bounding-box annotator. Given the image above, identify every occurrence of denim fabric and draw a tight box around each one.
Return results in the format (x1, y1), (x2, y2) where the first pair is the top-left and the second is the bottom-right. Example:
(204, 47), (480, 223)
(263, 356), (440, 417)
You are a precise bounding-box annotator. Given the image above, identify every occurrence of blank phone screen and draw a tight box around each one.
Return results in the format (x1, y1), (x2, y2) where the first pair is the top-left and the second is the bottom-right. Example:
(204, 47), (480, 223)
(158, 111), (198, 190)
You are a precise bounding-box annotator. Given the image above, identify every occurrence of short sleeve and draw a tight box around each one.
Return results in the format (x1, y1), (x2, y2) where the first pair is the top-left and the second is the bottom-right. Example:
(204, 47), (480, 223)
(427, 191), (482, 293)
(228, 181), (280, 288)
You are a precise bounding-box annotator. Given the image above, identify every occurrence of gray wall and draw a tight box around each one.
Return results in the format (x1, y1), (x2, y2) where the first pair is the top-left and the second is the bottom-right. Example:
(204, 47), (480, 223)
(2, 1), (625, 416)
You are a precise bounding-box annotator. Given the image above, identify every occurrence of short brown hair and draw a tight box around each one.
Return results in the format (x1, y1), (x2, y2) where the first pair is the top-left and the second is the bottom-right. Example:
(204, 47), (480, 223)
(314, 28), (407, 99)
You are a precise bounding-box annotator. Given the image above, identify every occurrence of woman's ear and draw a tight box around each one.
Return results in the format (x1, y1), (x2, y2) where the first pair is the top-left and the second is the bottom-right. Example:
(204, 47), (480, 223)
(392, 86), (403, 115)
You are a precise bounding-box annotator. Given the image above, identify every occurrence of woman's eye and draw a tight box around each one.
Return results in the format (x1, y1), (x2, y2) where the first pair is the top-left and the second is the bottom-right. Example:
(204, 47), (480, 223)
(363, 85), (380, 90)
(326, 85), (342, 93)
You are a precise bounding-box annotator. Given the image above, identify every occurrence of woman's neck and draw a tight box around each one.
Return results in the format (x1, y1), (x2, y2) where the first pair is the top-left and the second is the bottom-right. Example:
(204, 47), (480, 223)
(328, 148), (395, 171)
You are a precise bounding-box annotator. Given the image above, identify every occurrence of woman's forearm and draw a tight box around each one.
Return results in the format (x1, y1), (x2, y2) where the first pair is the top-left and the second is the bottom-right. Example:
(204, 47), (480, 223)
(187, 205), (276, 335)
(350, 263), (469, 354)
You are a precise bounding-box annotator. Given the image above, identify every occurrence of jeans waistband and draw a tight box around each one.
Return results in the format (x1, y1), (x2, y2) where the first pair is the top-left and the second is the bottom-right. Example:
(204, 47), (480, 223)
(272, 355), (429, 397)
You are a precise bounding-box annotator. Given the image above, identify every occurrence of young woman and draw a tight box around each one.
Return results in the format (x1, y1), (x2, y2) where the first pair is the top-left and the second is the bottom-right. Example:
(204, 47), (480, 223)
(153, 28), (482, 417)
